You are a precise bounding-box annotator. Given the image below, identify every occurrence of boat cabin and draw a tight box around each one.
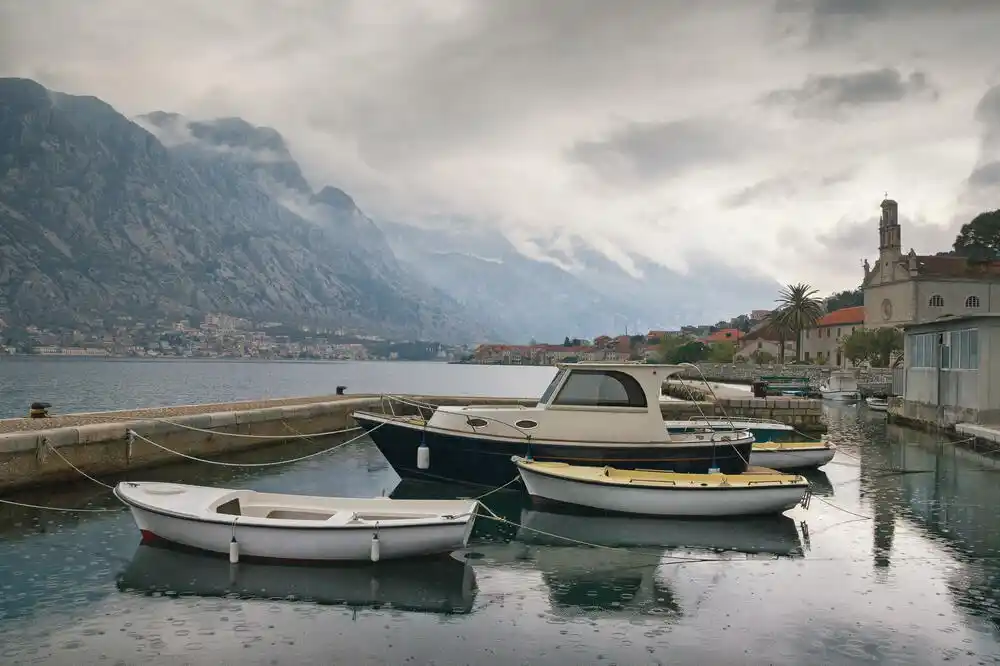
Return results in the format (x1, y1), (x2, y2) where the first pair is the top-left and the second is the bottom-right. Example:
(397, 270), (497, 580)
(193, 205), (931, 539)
(427, 362), (684, 443)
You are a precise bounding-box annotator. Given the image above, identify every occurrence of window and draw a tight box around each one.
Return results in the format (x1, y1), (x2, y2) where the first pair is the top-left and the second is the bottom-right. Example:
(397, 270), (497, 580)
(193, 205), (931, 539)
(804, 351), (810, 361)
(514, 419), (538, 429)
(837, 327), (842, 338)
(539, 368), (569, 403)
(966, 295), (981, 308)
(929, 295), (944, 308)
(948, 328), (979, 370)
(826, 329), (831, 338)
(909, 332), (937, 368)
(552, 370), (648, 408)
(909, 329), (979, 369)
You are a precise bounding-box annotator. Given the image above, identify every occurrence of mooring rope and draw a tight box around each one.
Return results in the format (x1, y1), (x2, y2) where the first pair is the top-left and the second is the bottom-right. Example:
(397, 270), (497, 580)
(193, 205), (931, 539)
(151, 417), (362, 440)
(126, 422), (384, 468)
(0, 497), (120, 513)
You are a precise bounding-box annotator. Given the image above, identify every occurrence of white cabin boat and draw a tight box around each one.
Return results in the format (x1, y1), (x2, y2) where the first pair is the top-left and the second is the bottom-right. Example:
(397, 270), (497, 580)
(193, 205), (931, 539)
(352, 363), (755, 487)
(512, 456), (809, 517)
(819, 371), (860, 401)
(114, 482), (479, 562)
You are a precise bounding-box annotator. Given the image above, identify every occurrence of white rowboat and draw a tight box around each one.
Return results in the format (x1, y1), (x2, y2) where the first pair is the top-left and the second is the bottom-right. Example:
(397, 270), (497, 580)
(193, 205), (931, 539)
(114, 482), (479, 562)
(750, 440), (836, 470)
(512, 457), (809, 517)
(865, 397), (889, 412)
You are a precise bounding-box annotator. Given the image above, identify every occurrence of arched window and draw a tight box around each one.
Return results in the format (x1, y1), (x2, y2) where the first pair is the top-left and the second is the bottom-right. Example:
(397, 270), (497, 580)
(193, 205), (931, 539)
(965, 295), (981, 308)
(552, 370), (648, 408)
(929, 295), (944, 308)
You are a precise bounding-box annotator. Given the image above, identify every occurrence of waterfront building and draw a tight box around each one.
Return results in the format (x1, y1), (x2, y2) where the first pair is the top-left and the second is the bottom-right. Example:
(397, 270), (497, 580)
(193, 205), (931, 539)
(896, 313), (998, 426)
(799, 306), (865, 367)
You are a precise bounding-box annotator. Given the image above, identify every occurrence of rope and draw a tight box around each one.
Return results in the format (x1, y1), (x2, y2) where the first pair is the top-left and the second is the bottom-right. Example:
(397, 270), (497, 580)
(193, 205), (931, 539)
(0, 497), (120, 513)
(44, 440), (116, 490)
(151, 417), (362, 440)
(675, 364), (751, 468)
(127, 422), (383, 467)
(470, 477), (521, 500)
(812, 495), (871, 520)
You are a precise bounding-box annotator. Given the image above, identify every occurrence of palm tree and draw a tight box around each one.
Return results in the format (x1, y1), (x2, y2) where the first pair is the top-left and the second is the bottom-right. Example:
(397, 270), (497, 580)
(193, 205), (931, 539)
(773, 283), (825, 362)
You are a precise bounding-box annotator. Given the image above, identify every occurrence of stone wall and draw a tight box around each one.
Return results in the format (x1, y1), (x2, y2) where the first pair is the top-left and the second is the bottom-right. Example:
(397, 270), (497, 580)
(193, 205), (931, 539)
(687, 363), (893, 385)
(660, 398), (824, 432)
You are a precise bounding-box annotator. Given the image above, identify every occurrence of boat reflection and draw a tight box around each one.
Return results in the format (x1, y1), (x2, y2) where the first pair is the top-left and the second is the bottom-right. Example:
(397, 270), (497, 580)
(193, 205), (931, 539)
(116, 543), (478, 614)
(517, 506), (806, 556)
(800, 468), (834, 497)
(467, 506), (804, 619)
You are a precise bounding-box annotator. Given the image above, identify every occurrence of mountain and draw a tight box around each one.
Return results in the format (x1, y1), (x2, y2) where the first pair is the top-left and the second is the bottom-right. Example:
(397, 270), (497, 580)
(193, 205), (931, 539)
(0, 78), (491, 343)
(378, 220), (781, 341)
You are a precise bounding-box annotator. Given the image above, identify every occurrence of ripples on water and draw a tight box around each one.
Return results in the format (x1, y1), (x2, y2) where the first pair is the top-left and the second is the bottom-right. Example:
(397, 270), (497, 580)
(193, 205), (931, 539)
(2, 368), (1000, 662)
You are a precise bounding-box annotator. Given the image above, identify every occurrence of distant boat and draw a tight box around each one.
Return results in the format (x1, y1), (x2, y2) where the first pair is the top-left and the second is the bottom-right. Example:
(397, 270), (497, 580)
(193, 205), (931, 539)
(818, 371), (860, 401)
(352, 362), (755, 487)
(114, 482), (479, 562)
(512, 456), (810, 518)
(865, 396), (889, 412)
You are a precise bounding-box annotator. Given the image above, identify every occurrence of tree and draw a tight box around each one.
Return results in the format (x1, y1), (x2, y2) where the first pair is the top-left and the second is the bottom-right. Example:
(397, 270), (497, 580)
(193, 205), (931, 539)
(563, 336), (572, 347)
(839, 327), (904, 368)
(707, 342), (737, 363)
(953, 209), (1000, 260)
(750, 349), (776, 365)
(840, 329), (871, 367)
(667, 341), (709, 364)
(773, 283), (825, 362)
(731, 314), (752, 333)
(826, 288), (863, 312)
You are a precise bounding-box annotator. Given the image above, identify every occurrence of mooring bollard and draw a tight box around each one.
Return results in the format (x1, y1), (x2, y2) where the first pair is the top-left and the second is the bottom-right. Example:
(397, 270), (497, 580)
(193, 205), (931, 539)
(29, 402), (51, 418)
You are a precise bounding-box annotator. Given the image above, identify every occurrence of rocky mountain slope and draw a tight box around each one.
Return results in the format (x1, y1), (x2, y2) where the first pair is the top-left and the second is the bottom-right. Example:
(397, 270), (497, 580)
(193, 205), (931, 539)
(0, 79), (490, 342)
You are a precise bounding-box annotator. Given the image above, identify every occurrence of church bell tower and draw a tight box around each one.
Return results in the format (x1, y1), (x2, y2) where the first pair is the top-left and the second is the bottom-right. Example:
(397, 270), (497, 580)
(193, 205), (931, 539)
(879, 198), (901, 254)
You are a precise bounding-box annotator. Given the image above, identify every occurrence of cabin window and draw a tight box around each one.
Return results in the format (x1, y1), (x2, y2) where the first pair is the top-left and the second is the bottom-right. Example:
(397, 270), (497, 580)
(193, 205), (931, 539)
(539, 368), (569, 404)
(515, 419), (538, 429)
(929, 294), (944, 308)
(551, 370), (648, 408)
(466, 417), (489, 427)
(966, 295), (980, 308)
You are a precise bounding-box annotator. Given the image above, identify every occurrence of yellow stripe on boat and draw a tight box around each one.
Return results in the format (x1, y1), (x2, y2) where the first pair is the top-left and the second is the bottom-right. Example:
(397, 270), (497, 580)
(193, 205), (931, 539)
(751, 441), (832, 453)
(514, 459), (808, 489)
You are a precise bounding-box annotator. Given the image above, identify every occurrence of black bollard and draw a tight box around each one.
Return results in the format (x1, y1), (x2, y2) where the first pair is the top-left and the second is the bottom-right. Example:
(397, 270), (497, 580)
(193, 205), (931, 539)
(336, 385), (347, 396)
(29, 401), (51, 418)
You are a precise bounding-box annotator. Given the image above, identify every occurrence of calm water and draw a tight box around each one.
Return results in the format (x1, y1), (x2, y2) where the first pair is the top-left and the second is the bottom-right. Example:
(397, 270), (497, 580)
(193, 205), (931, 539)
(1, 361), (1000, 664)
(0, 357), (559, 418)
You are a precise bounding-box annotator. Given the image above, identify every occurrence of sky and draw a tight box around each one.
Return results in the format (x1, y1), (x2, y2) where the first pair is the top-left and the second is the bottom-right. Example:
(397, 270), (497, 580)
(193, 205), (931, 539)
(1, 0), (999, 294)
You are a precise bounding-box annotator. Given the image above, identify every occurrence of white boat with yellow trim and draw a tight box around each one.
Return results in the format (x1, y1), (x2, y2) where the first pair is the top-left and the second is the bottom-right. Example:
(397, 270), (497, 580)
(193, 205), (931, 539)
(511, 457), (809, 517)
(749, 438), (836, 470)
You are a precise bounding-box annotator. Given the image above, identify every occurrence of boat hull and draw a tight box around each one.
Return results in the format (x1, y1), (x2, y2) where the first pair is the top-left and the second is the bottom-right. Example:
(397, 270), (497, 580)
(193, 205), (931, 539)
(820, 389), (859, 401)
(749, 445), (836, 470)
(116, 492), (475, 562)
(515, 463), (808, 517)
(355, 413), (754, 487)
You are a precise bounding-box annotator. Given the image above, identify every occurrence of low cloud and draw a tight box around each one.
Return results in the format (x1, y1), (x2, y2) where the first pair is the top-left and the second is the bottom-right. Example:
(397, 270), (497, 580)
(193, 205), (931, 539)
(763, 68), (936, 118)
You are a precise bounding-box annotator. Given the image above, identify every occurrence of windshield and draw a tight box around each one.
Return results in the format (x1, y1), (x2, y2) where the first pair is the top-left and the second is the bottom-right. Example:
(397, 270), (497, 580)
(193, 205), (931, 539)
(538, 367), (569, 404)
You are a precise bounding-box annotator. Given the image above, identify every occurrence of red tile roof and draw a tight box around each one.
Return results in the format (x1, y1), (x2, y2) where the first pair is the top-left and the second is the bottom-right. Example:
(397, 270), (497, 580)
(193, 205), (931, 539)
(701, 328), (742, 344)
(816, 306), (865, 327)
(915, 255), (1000, 279)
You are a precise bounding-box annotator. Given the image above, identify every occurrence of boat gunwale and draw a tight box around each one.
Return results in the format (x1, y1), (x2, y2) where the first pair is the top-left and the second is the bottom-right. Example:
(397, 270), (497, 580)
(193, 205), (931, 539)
(113, 485), (478, 532)
(512, 458), (809, 491)
(353, 410), (755, 448)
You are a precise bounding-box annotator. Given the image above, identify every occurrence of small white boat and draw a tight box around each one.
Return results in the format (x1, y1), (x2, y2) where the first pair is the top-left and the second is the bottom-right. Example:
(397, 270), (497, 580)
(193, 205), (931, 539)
(865, 396), (889, 412)
(750, 438), (836, 470)
(819, 371), (860, 401)
(511, 457), (809, 517)
(114, 482), (479, 562)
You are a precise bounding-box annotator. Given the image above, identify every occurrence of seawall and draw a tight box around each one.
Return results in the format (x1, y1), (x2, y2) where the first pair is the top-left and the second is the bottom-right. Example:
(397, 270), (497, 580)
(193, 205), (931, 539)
(0, 393), (824, 493)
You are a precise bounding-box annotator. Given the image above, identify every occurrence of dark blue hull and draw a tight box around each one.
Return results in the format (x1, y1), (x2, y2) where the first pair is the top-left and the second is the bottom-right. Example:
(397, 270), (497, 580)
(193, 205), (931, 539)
(354, 414), (754, 488)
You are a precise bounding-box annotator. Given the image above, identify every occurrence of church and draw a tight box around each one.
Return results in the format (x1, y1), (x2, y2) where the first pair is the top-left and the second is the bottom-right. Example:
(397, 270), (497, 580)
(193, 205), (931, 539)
(862, 198), (1000, 327)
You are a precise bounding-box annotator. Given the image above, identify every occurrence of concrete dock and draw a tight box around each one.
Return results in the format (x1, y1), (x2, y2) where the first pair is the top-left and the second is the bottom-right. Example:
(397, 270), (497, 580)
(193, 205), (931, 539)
(0, 391), (825, 493)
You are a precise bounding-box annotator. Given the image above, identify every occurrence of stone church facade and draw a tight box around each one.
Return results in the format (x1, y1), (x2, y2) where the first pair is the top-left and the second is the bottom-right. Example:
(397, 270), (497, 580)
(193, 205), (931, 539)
(862, 198), (1000, 328)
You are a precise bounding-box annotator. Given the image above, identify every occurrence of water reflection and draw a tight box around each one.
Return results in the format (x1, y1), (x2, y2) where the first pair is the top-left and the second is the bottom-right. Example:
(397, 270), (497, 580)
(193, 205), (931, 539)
(117, 543), (478, 614)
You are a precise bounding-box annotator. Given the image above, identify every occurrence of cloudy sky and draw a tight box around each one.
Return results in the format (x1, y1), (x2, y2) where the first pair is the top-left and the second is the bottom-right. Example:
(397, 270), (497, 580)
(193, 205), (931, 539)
(2, 0), (999, 294)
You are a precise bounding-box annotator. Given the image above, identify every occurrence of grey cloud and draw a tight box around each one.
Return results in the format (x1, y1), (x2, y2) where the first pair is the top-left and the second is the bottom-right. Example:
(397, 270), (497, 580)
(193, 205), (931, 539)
(723, 169), (853, 208)
(568, 118), (752, 187)
(763, 68), (936, 118)
(974, 84), (1000, 129)
(811, 214), (958, 259)
(968, 161), (1000, 189)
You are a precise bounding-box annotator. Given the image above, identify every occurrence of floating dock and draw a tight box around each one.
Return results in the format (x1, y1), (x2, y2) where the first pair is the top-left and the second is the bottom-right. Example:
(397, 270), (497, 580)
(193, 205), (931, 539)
(0, 393), (824, 493)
